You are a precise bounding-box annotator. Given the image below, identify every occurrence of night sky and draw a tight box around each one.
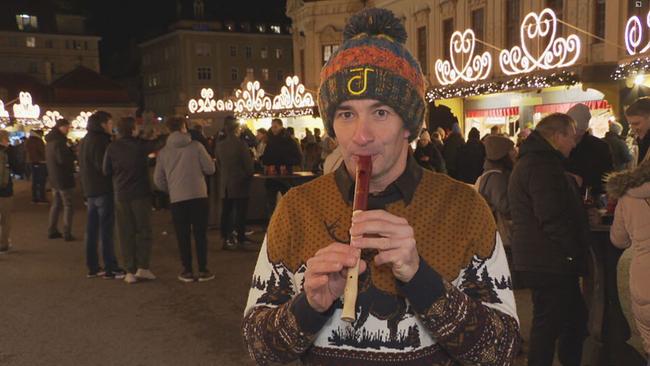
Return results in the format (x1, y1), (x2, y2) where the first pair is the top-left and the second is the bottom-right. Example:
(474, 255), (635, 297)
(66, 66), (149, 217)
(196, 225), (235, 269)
(83, 0), (290, 77)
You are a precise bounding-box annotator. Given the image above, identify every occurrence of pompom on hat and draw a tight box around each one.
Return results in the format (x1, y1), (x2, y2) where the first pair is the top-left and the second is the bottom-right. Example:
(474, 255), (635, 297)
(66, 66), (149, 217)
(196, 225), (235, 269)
(317, 8), (426, 142)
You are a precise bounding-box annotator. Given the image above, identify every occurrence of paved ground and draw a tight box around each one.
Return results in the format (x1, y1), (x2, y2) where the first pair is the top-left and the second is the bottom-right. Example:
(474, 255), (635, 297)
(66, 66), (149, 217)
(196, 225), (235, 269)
(0, 180), (642, 366)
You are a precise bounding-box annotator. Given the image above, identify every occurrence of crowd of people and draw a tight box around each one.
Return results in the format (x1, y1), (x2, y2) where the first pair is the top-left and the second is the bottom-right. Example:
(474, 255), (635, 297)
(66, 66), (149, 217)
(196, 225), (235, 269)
(0, 6), (648, 365)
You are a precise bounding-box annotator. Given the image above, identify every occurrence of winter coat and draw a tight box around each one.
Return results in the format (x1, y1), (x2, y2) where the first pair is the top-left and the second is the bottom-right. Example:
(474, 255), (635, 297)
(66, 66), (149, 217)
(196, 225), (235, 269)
(261, 129), (302, 168)
(508, 131), (590, 277)
(104, 136), (163, 201)
(456, 138), (486, 184)
(0, 145), (13, 197)
(607, 161), (650, 354)
(475, 160), (512, 248)
(214, 134), (254, 199)
(604, 132), (633, 172)
(154, 131), (215, 203)
(45, 128), (76, 190)
(566, 133), (614, 197)
(414, 142), (446, 174)
(25, 135), (45, 163)
(78, 123), (113, 197)
(442, 132), (465, 180)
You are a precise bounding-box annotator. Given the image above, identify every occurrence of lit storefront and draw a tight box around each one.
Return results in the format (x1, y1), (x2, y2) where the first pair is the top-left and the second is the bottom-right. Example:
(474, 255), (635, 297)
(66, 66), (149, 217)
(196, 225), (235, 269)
(428, 8), (616, 139)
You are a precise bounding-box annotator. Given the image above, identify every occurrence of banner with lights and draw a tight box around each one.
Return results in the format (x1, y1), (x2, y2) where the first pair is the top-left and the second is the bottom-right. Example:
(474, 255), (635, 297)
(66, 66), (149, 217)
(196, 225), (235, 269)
(613, 9), (650, 80)
(435, 29), (492, 85)
(188, 76), (316, 119)
(0, 91), (91, 130)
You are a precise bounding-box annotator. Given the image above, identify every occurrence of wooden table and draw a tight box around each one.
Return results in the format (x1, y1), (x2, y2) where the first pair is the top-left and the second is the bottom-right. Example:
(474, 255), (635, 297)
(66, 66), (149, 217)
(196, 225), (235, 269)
(581, 223), (646, 366)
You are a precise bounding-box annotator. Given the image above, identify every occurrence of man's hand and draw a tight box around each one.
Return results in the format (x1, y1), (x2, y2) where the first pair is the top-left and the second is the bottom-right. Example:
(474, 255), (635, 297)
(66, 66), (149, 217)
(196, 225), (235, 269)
(304, 243), (367, 313)
(350, 210), (419, 283)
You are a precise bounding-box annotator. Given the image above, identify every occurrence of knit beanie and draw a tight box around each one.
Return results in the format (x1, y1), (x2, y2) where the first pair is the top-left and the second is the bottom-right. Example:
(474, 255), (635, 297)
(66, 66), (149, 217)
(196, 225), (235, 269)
(484, 135), (515, 161)
(566, 103), (591, 131)
(318, 8), (426, 142)
(609, 120), (623, 135)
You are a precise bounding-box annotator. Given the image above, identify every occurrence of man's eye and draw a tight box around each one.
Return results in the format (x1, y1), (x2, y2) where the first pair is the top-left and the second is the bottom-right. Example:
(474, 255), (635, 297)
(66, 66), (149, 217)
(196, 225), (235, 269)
(375, 109), (389, 118)
(336, 111), (354, 119)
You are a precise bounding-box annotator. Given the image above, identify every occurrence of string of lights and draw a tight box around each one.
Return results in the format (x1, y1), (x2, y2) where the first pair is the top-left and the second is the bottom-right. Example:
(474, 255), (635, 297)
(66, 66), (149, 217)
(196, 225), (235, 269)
(426, 71), (579, 101)
(611, 57), (650, 80)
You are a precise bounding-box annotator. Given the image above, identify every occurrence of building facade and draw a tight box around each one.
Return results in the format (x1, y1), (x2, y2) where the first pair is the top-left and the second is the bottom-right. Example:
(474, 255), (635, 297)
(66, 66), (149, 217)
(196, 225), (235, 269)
(287, 0), (646, 136)
(140, 19), (294, 117)
(0, 10), (100, 86)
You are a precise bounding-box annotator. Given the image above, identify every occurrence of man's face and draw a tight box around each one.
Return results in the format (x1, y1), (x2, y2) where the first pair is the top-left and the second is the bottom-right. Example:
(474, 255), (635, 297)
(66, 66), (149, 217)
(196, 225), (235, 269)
(60, 125), (70, 136)
(270, 121), (282, 135)
(555, 125), (577, 158)
(333, 99), (410, 191)
(102, 119), (113, 134)
(626, 114), (650, 138)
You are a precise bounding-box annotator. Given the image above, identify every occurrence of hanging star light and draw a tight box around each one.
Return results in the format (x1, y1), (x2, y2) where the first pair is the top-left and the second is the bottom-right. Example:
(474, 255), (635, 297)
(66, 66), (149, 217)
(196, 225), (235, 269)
(499, 8), (581, 76)
(435, 29), (492, 85)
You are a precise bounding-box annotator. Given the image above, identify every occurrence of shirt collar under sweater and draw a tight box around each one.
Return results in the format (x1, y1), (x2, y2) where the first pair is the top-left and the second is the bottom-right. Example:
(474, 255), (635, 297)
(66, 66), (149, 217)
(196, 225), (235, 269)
(334, 153), (423, 208)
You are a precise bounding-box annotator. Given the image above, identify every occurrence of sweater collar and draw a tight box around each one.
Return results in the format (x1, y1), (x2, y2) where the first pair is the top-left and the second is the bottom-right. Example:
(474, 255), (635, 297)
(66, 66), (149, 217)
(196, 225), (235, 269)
(334, 154), (422, 208)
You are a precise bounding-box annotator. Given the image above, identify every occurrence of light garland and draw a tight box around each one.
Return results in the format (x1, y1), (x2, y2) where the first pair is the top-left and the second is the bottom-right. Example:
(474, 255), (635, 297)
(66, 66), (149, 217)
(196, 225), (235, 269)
(426, 71), (579, 101)
(42, 110), (63, 128)
(625, 10), (650, 55)
(499, 9), (581, 76)
(71, 111), (93, 130)
(188, 75), (316, 119)
(612, 56), (650, 80)
(12, 91), (40, 120)
(435, 29), (492, 85)
(0, 100), (8, 119)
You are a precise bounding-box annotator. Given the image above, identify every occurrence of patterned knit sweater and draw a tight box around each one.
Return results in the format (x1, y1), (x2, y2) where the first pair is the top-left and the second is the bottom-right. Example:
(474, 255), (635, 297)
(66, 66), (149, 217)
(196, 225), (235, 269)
(243, 169), (520, 365)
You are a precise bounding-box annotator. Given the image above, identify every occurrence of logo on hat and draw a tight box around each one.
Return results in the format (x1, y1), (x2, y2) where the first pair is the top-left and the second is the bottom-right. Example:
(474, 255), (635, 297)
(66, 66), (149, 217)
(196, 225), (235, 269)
(347, 67), (375, 96)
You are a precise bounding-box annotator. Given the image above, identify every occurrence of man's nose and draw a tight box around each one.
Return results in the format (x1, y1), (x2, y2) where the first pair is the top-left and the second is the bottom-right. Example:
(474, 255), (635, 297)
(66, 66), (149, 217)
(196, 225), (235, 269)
(351, 117), (374, 146)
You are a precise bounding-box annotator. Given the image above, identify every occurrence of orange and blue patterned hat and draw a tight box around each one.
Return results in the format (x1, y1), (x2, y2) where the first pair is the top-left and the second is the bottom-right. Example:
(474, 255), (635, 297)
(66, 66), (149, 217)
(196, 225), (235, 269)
(318, 8), (426, 142)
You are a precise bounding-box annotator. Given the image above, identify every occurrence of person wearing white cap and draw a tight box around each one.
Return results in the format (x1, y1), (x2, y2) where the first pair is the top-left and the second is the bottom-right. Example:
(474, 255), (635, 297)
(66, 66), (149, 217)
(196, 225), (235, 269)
(565, 103), (613, 199)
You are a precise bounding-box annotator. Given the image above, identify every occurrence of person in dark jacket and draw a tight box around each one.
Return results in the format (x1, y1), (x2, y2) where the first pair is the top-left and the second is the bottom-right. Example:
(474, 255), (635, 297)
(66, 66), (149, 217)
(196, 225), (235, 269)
(261, 118), (302, 214)
(624, 97), (650, 164)
(45, 119), (76, 241)
(104, 117), (164, 284)
(456, 127), (486, 184)
(215, 116), (255, 250)
(78, 111), (125, 279)
(413, 130), (446, 173)
(508, 113), (590, 366)
(442, 122), (465, 180)
(0, 130), (14, 254)
(566, 103), (614, 199)
(26, 130), (47, 203)
(603, 121), (633, 171)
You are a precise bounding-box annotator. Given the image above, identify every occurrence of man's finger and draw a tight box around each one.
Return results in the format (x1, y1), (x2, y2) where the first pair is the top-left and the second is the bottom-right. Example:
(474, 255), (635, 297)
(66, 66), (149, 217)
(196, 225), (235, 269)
(315, 243), (361, 257)
(350, 236), (395, 250)
(352, 210), (407, 225)
(350, 220), (413, 238)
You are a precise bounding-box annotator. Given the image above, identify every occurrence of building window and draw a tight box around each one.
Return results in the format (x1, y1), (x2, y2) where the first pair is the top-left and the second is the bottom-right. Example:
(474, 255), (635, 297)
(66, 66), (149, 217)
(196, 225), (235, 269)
(471, 8), (485, 52)
(84, 41), (88, 50)
(322, 44), (339, 65)
(270, 25), (281, 34)
(261, 47), (268, 59)
(262, 68), (269, 81)
(416, 26), (427, 74)
(16, 14), (38, 31)
(300, 49), (305, 81)
(164, 47), (169, 60)
(230, 46), (237, 57)
(275, 48), (283, 59)
(28, 62), (37, 73)
(197, 67), (212, 80)
(443, 18), (454, 60)
(245, 46), (252, 59)
(257, 24), (266, 33)
(277, 70), (283, 81)
(505, 0), (520, 48)
(594, 0), (606, 42)
(231, 68), (238, 81)
(246, 68), (254, 79)
(545, 0), (564, 34)
(196, 43), (211, 56)
(45, 39), (53, 48)
(143, 54), (151, 66)
(26, 36), (36, 48)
